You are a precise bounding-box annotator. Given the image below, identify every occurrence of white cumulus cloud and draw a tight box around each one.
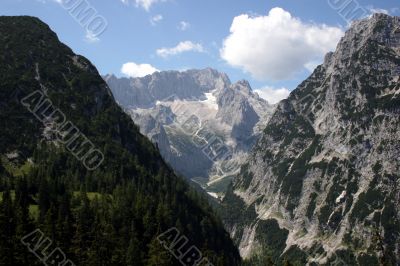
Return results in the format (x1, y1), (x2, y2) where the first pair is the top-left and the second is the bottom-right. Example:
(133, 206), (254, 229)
(178, 21), (191, 31)
(156, 41), (204, 58)
(121, 62), (159, 78)
(368, 8), (389, 15)
(121, 0), (163, 11)
(254, 87), (291, 104)
(366, 6), (400, 16)
(150, 14), (163, 25)
(220, 7), (344, 81)
(135, 0), (158, 10)
(85, 30), (100, 43)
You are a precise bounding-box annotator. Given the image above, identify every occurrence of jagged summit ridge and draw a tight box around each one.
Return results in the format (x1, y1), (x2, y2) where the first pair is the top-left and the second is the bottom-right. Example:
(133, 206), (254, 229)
(105, 68), (275, 196)
(105, 68), (231, 108)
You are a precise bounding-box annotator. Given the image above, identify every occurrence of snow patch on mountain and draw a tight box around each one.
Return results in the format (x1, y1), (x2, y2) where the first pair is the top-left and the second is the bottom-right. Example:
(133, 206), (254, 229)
(105, 69), (275, 195)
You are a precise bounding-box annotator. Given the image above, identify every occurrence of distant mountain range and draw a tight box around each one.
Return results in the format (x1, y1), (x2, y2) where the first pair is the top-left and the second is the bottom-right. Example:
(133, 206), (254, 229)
(105, 69), (274, 198)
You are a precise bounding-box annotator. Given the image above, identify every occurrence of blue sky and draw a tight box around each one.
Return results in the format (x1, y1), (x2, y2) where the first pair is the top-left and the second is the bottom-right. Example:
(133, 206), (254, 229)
(2, 0), (399, 103)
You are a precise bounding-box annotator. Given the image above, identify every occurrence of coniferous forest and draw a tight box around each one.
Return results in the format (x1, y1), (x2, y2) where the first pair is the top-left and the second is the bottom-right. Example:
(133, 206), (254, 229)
(0, 16), (241, 266)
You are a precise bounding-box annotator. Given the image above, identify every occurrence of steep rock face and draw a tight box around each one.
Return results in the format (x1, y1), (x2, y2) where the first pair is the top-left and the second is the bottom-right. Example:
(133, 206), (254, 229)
(105, 69), (274, 197)
(223, 14), (400, 265)
(216, 80), (262, 149)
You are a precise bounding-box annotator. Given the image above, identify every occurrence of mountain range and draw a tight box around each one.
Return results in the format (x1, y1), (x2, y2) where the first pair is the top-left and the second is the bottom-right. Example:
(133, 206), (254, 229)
(1, 12), (400, 266)
(105, 70), (274, 198)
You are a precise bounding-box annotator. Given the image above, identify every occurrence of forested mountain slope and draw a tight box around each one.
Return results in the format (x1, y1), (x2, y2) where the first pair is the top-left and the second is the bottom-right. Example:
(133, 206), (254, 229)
(0, 16), (240, 266)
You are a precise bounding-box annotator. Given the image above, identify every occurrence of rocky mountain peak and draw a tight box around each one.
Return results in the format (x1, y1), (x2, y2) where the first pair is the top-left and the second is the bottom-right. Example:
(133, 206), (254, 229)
(324, 14), (400, 73)
(103, 73), (118, 82)
(230, 80), (252, 95)
(222, 14), (400, 264)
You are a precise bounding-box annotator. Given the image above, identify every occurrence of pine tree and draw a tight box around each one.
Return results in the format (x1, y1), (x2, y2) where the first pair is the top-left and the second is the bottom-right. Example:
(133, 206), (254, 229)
(126, 233), (143, 266)
(0, 188), (15, 265)
(38, 178), (50, 222)
(14, 180), (35, 265)
(43, 203), (57, 241)
(146, 238), (173, 266)
(71, 190), (93, 264)
(55, 192), (73, 251)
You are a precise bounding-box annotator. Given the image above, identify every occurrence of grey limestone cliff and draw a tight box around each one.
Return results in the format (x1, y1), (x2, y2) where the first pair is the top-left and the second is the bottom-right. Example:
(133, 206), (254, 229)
(222, 13), (400, 265)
